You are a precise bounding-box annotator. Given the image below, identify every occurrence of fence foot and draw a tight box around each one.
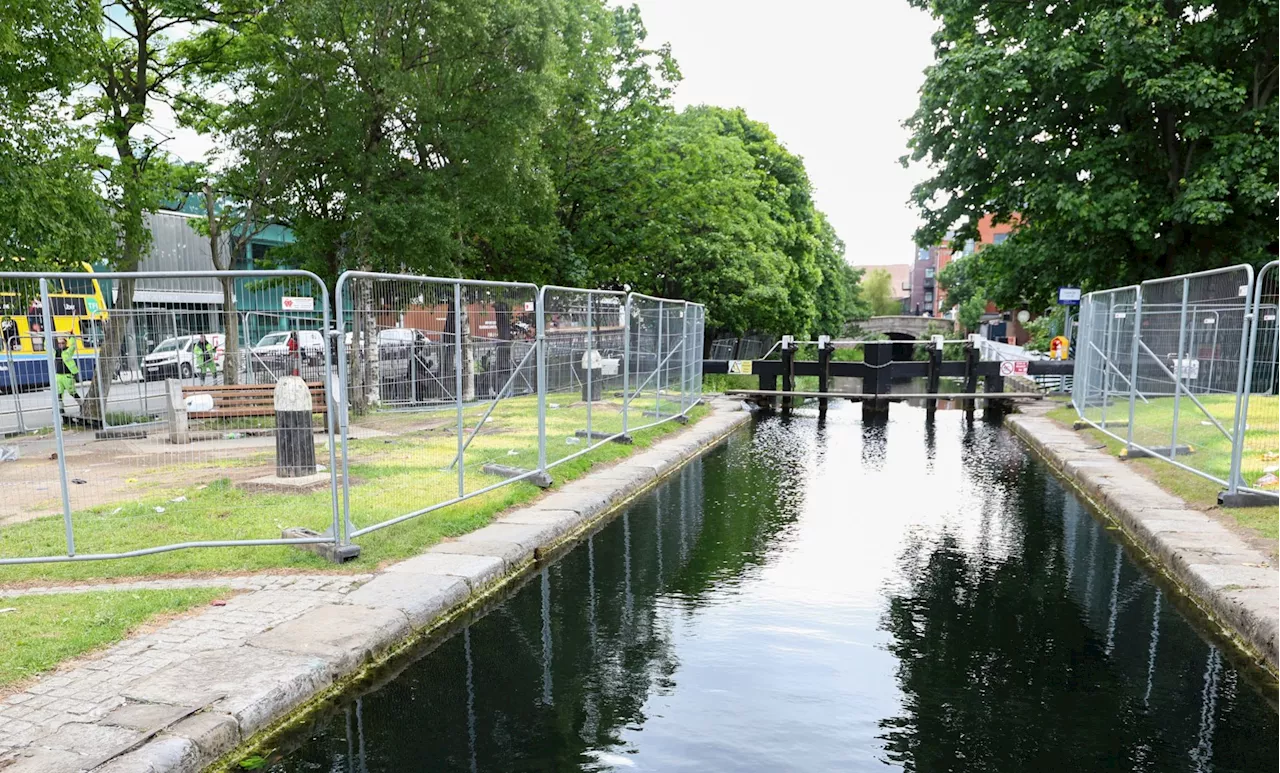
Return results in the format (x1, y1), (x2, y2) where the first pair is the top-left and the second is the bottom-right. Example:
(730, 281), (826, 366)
(613, 434), (634, 445)
(574, 429), (616, 442)
(673, 414), (690, 425)
(1120, 445), (1194, 460)
(1217, 490), (1278, 508)
(281, 527), (362, 563)
(482, 463), (552, 488)
(1072, 419), (1129, 431)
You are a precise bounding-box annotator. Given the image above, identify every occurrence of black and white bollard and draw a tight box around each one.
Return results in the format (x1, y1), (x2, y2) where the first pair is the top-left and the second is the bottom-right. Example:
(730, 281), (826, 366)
(275, 376), (316, 477)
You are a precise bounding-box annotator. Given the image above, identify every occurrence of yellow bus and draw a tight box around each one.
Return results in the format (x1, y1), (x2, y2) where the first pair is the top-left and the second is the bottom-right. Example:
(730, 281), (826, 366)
(0, 264), (109, 391)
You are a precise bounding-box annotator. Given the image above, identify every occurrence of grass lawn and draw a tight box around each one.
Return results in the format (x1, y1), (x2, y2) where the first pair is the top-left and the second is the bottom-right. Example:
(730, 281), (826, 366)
(0, 395), (708, 585)
(0, 588), (228, 689)
(1048, 400), (1279, 546)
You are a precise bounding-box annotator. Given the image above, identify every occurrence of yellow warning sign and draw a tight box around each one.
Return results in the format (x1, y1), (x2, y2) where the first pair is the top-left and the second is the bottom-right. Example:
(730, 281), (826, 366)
(728, 360), (753, 375)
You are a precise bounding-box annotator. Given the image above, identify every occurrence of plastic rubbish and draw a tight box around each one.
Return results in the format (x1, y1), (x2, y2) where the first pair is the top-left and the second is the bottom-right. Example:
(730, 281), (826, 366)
(70, 478), (86, 485)
(153, 506), (166, 514)
(184, 393), (215, 413)
(0, 446), (17, 462)
(170, 496), (187, 503)
(1254, 472), (1279, 489)
(565, 436), (580, 445)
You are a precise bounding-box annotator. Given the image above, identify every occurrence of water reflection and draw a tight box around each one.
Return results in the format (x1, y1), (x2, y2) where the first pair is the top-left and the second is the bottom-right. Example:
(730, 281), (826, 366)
(268, 403), (1276, 772)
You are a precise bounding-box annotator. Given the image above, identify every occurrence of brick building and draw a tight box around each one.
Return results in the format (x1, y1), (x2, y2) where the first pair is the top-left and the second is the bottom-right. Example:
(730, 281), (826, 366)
(910, 214), (1016, 318)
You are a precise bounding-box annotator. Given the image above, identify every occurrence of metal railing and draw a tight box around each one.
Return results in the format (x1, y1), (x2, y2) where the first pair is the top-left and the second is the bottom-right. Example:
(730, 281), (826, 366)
(0, 268), (707, 566)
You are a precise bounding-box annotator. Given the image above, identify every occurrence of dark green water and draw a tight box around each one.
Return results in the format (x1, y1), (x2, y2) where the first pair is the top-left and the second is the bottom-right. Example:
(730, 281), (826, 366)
(266, 403), (1278, 772)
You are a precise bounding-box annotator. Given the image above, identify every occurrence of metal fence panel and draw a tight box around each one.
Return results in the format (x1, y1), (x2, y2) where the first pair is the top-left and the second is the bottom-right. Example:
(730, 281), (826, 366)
(0, 270), (340, 565)
(1072, 286), (1139, 441)
(335, 272), (541, 541)
(1126, 266), (1253, 487)
(1232, 261), (1279, 497)
(539, 287), (628, 469)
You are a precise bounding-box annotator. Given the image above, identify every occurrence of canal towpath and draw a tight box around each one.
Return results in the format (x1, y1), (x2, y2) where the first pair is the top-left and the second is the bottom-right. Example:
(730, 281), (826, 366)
(0, 399), (752, 773)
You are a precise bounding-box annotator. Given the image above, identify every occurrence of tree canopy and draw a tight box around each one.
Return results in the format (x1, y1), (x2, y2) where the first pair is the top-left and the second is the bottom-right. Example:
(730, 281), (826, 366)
(905, 0), (1278, 309)
(0, 0), (868, 339)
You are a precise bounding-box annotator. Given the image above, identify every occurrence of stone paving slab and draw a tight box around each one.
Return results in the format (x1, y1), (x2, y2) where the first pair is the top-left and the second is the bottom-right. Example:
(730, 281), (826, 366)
(1007, 407), (1279, 671)
(0, 398), (753, 771)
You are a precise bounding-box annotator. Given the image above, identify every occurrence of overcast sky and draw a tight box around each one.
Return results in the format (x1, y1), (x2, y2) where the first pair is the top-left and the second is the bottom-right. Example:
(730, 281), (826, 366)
(631, 0), (938, 267)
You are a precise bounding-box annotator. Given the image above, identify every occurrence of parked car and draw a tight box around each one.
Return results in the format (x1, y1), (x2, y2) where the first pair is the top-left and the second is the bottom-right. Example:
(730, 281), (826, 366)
(252, 330), (325, 366)
(143, 334), (225, 381)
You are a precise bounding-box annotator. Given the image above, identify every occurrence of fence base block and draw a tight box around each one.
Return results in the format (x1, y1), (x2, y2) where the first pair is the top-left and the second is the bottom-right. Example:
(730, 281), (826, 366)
(95, 428), (148, 440)
(281, 527), (362, 563)
(1073, 419), (1128, 431)
(481, 463), (552, 488)
(613, 434), (634, 445)
(574, 429), (616, 442)
(1217, 490), (1279, 508)
(1121, 445), (1194, 460)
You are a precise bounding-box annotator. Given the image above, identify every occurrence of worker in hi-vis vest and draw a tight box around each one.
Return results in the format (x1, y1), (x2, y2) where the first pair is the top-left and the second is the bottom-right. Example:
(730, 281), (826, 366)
(195, 334), (216, 384)
(54, 335), (80, 407)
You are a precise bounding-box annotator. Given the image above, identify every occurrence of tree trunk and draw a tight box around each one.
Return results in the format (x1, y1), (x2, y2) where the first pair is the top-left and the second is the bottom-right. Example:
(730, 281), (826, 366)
(220, 275), (240, 385)
(460, 299), (475, 402)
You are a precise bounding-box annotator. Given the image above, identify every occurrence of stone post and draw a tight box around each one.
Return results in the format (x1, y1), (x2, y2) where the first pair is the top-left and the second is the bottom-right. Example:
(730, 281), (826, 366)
(165, 378), (189, 445)
(275, 376), (316, 477)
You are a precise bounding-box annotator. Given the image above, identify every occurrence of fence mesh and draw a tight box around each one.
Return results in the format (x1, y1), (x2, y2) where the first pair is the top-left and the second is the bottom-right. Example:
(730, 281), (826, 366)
(1072, 286), (1138, 434)
(1237, 261), (1279, 495)
(336, 274), (541, 539)
(0, 271), (339, 564)
(541, 288), (628, 468)
(0, 269), (705, 565)
(1128, 268), (1251, 485)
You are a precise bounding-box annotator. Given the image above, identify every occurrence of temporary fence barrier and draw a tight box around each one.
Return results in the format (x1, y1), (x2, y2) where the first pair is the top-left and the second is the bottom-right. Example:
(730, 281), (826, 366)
(0, 268), (705, 567)
(539, 287), (628, 470)
(1072, 263), (1277, 502)
(0, 270), (342, 565)
(334, 272), (543, 543)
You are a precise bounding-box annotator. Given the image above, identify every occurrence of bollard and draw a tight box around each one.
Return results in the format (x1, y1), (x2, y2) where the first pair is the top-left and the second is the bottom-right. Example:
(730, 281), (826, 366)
(275, 375), (316, 477)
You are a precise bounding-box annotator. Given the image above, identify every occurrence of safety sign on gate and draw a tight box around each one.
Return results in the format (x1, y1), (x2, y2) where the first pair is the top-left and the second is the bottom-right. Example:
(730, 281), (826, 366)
(282, 296), (315, 311)
(999, 360), (1029, 376)
(729, 360), (753, 375)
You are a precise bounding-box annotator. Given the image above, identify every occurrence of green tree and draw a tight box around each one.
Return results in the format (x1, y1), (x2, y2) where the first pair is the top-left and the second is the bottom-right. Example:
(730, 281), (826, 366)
(861, 269), (902, 317)
(543, 1), (679, 285)
(0, 0), (112, 269)
(216, 0), (561, 285)
(905, 0), (1279, 309)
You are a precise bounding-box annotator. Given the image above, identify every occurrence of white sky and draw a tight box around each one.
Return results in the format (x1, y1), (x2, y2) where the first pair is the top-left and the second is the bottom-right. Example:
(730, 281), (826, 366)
(631, 0), (938, 268)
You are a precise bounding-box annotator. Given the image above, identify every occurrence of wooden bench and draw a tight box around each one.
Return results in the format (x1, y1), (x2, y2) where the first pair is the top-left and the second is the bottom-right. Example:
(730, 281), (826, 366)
(181, 382), (328, 419)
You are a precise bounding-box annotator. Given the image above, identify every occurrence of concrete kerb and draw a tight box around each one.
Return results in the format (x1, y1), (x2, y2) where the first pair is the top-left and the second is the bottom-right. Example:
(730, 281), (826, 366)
(1005, 411), (1279, 675)
(184, 399), (752, 772)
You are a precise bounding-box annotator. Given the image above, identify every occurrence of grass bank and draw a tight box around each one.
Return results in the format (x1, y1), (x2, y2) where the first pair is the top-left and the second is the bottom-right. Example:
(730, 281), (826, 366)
(1048, 398), (1278, 547)
(0, 398), (707, 585)
(0, 588), (228, 690)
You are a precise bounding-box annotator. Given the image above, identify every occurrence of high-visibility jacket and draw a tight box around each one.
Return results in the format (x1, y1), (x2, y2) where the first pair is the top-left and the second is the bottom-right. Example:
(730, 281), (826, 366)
(55, 338), (79, 376)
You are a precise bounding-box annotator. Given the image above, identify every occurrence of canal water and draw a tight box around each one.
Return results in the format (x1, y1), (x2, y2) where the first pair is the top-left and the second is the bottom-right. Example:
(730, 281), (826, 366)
(266, 402), (1278, 772)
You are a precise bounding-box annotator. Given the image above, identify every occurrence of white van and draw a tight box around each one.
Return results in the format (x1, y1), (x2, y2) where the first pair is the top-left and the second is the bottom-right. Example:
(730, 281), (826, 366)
(143, 334), (225, 381)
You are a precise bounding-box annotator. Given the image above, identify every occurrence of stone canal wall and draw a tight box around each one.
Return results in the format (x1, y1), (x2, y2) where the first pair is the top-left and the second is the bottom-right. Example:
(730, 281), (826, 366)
(0, 400), (751, 773)
(1006, 405), (1278, 674)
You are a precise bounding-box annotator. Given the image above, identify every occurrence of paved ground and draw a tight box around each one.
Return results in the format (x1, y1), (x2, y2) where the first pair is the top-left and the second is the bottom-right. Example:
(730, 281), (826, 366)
(1008, 402), (1278, 673)
(0, 398), (751, 772)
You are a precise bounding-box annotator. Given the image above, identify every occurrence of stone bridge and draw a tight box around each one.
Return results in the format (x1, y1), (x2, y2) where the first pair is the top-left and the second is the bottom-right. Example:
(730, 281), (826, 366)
(860, 315), (957, 341)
